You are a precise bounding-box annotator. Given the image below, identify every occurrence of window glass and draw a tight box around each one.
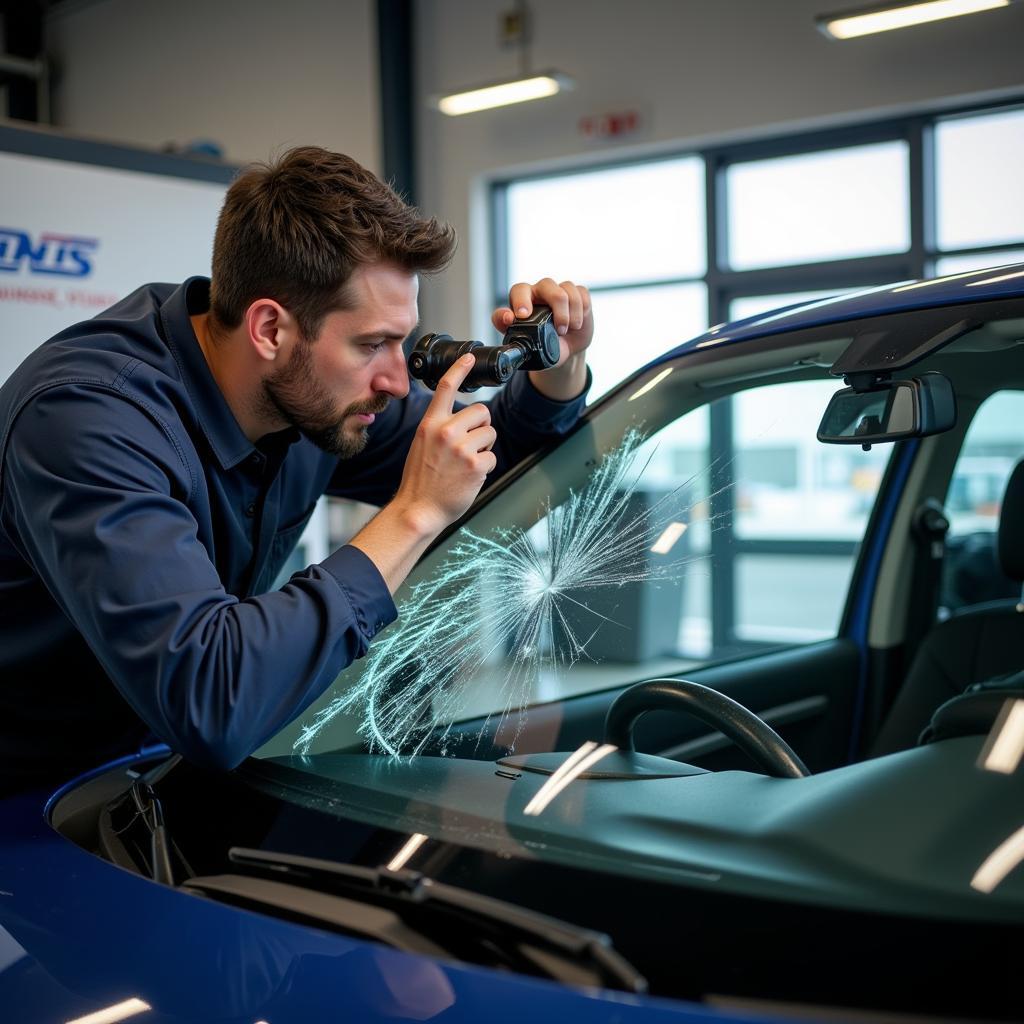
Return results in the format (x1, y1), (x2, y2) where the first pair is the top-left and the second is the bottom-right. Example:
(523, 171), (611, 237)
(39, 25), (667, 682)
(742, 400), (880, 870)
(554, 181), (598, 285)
(731, 380), (890, 644)
(735, 554), (859, 644)
(935, 108), (1024, 251)
(506, 157), (705, 288)
(455, 379), (889, 711)
(264, 372), (892, 760)
(587, 283), (707, 401)
(933, 250), (1024, 277)
(726, 142), (909, 270)
(942, 391), (1024, 613)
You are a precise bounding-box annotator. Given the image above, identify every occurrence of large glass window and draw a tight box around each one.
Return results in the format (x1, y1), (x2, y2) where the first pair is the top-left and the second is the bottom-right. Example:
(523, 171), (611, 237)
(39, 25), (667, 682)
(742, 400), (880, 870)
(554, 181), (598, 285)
(497, 100), (1024, 405)
(725, 142), (910, 270)
(935, 108), (1024, 252)
(502, 157), (707, 403)
(588, 284), (706, 399)
(506, 158), (705, 287)
(934, 250), (1024, 277)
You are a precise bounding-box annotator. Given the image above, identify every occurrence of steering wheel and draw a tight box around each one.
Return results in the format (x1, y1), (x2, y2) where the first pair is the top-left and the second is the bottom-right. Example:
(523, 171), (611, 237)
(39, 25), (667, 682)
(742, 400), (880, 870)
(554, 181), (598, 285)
(604, 678), (810, 779)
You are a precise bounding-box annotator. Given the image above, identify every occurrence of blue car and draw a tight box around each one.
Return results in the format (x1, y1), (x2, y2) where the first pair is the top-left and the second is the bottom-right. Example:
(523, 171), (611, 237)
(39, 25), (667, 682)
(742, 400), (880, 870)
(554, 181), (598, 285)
(3, 265), (1023, 1023)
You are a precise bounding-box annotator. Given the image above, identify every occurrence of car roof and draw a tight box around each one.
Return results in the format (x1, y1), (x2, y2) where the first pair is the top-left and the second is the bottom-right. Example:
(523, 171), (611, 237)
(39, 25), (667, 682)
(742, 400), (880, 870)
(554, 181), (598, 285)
(666, 261), (1024, 361)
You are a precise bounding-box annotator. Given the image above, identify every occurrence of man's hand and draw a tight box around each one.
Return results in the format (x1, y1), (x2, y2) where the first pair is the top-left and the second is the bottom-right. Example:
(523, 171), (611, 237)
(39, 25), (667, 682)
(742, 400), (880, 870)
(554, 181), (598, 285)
(350, 354), (496, 594)
(491, 278), (592, 402)
(394, 353), (497, 534)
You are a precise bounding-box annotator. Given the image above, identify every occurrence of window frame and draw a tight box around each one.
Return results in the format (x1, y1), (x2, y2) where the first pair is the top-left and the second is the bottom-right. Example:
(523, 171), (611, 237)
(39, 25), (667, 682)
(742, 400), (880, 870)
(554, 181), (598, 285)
(492, 96), (1024, 328)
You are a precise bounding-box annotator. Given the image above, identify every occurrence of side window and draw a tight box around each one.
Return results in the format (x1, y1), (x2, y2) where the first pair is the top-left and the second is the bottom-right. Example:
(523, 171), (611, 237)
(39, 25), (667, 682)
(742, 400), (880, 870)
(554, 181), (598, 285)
(730, 380), (888, 649)
(942, 391), (1024, 613)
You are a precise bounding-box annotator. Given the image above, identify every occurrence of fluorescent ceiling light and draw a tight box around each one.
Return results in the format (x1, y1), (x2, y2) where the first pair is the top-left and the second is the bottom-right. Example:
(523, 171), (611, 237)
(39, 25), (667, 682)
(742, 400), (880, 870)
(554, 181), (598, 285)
(818, 0), (1009, 39)
(436, 72), (573, 116)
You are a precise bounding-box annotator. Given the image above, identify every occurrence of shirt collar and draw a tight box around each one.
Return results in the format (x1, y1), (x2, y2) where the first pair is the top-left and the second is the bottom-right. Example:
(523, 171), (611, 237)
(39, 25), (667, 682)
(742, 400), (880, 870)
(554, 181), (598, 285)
(159, 276), (291, 470)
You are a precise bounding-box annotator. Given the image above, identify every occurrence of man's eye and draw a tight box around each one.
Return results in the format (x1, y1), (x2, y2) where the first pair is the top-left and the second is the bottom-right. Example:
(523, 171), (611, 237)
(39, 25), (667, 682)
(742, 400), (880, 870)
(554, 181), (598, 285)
(365, 341), (386, 353)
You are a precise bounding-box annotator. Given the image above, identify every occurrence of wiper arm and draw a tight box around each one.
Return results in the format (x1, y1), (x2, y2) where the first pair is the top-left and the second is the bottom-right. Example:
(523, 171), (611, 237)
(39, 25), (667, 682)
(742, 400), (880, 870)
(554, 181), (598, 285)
(103, 754), (190, 885)
(185, 845), (646, 994)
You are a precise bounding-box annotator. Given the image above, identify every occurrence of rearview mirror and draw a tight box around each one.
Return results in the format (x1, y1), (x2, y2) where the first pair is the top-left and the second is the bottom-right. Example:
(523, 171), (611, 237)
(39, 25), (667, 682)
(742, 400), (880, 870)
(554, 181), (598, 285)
(817, 372), (956, 446)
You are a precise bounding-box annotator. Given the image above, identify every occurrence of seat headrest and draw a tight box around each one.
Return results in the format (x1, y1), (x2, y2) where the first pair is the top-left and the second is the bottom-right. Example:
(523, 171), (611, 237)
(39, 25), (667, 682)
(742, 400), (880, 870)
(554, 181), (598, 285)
(998, 460), (1024, 583)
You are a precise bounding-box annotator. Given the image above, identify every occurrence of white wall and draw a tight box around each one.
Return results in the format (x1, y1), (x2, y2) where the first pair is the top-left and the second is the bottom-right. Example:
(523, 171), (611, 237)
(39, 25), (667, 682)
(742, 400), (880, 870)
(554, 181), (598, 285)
(46, 0), (381, 170)
(414, 0), (1024, 338)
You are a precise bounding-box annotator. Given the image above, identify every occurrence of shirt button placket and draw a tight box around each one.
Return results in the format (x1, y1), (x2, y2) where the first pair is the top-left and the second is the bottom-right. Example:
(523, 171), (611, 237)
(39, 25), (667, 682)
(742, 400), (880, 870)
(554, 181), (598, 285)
(245, 453), (262, 519)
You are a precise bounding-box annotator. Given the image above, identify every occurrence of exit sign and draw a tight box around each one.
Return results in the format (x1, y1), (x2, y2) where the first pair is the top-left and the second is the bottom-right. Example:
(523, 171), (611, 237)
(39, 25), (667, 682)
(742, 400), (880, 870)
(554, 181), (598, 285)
(578, 110), (642, 140)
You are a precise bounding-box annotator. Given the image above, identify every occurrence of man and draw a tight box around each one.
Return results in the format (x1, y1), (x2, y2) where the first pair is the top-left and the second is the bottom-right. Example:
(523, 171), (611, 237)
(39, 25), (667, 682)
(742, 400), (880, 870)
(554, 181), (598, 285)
(0, 146), (592, 792)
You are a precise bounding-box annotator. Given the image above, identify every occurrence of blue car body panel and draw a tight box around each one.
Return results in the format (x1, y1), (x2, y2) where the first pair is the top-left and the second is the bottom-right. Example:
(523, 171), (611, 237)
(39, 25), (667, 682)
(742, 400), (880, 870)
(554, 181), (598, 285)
(0, 765), (771, 1024)
(668, 263), (1024, 359)
(3, 269), (1023, 1023)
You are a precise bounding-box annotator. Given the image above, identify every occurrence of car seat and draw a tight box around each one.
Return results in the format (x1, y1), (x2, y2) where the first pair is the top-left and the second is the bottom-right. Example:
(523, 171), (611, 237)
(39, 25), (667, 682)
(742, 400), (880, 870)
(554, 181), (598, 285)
(870, 459), (1024, 756)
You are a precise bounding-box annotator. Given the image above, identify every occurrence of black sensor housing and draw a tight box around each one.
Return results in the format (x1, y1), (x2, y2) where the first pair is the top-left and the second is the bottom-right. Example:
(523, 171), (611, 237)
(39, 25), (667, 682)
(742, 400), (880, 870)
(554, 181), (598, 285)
(409, 305), (560, 393)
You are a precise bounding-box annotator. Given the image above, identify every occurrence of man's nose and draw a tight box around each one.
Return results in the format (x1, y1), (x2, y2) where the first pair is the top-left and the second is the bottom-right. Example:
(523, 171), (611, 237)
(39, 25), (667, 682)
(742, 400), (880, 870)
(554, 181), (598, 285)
(373, 343), (410, 399)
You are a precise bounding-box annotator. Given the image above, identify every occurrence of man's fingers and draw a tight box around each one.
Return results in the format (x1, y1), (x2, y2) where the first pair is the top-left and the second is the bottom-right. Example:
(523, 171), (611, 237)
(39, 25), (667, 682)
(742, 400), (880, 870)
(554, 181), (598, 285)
(467, 424), (497, 453)
(508, 282), (535, 319)
(560, 281), (584, 331)
(505, 278), (591, 338)
(424, 353), (475, 418)
(491, 307), (515, 333)
(450, 401), (490, 426)
(528, 278), (569, 334)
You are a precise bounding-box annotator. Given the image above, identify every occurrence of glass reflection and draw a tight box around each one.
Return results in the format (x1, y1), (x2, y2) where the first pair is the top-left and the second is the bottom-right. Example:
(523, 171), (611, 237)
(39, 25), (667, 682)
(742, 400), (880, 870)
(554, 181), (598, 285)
(65, 998), (151, 1024)
(387, 833), (429, 872)
(971, 824), (1024, 894)
(523, 742), (617, 817)
(978, 699), (1024, 775)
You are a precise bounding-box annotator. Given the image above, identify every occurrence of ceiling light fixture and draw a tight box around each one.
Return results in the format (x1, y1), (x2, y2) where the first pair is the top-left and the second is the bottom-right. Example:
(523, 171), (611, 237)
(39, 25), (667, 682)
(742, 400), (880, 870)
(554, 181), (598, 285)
(437, 72), (573, 116)
(434, 2), (574, 116)
(817, 0), (1010, 40)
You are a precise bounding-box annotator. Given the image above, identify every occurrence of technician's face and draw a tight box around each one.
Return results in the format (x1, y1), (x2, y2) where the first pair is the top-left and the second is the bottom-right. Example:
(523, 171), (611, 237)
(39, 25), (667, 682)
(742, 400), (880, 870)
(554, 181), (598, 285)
(263, 263), (418, 457)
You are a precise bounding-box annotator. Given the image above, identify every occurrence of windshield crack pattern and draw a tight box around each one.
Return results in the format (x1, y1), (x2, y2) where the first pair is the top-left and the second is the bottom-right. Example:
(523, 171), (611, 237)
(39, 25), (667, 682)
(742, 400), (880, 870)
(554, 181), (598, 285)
(295, 430), (715, 759)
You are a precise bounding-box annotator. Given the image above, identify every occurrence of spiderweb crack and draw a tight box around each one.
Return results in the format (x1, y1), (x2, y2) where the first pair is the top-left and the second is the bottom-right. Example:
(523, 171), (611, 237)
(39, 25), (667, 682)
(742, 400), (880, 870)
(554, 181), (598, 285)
(295, 429), (727, 760)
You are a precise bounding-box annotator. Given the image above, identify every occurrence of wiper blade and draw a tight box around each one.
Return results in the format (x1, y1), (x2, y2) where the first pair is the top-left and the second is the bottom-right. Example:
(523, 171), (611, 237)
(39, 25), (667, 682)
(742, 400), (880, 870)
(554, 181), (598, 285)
(200, 845), (646, 993)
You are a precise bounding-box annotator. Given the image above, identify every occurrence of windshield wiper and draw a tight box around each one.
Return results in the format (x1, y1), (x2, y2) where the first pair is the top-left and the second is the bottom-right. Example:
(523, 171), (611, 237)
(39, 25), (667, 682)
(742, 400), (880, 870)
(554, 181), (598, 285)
(103, 754), (191, 885)
(183, 845), (646, 993)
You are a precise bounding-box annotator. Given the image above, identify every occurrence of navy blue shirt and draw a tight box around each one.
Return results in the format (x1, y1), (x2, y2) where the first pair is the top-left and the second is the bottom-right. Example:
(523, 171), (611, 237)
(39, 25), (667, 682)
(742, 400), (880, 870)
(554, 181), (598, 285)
(0, 278), (586, 788)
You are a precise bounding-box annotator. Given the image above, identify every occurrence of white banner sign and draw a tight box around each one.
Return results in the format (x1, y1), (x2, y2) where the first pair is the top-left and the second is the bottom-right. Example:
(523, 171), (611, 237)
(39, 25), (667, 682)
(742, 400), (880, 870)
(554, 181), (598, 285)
(0, 150), (228, 384)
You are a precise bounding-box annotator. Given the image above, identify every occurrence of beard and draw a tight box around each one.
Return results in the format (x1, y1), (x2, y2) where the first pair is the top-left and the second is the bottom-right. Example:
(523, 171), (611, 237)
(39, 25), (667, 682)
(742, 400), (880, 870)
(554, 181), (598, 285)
(261, 341), (389, 458)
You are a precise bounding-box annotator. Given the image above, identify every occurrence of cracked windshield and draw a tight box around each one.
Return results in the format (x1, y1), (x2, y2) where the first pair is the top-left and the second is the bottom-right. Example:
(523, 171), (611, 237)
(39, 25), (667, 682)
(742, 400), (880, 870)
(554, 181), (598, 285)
(258, 375), (892, 764)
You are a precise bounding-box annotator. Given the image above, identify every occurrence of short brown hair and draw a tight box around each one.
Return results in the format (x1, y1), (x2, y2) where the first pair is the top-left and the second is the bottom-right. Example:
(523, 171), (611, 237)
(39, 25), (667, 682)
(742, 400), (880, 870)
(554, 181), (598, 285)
(209, 146), (456, 339)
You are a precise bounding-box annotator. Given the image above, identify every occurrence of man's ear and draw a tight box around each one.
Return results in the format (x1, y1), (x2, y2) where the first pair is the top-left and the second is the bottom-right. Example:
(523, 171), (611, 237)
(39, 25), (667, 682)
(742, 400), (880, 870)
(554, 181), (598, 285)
(244, 299), (299, 363)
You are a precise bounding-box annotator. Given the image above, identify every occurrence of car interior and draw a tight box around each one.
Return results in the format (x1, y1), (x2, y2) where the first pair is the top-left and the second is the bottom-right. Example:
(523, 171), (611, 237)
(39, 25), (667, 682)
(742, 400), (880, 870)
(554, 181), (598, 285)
(49, 297), (1024, 1020)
